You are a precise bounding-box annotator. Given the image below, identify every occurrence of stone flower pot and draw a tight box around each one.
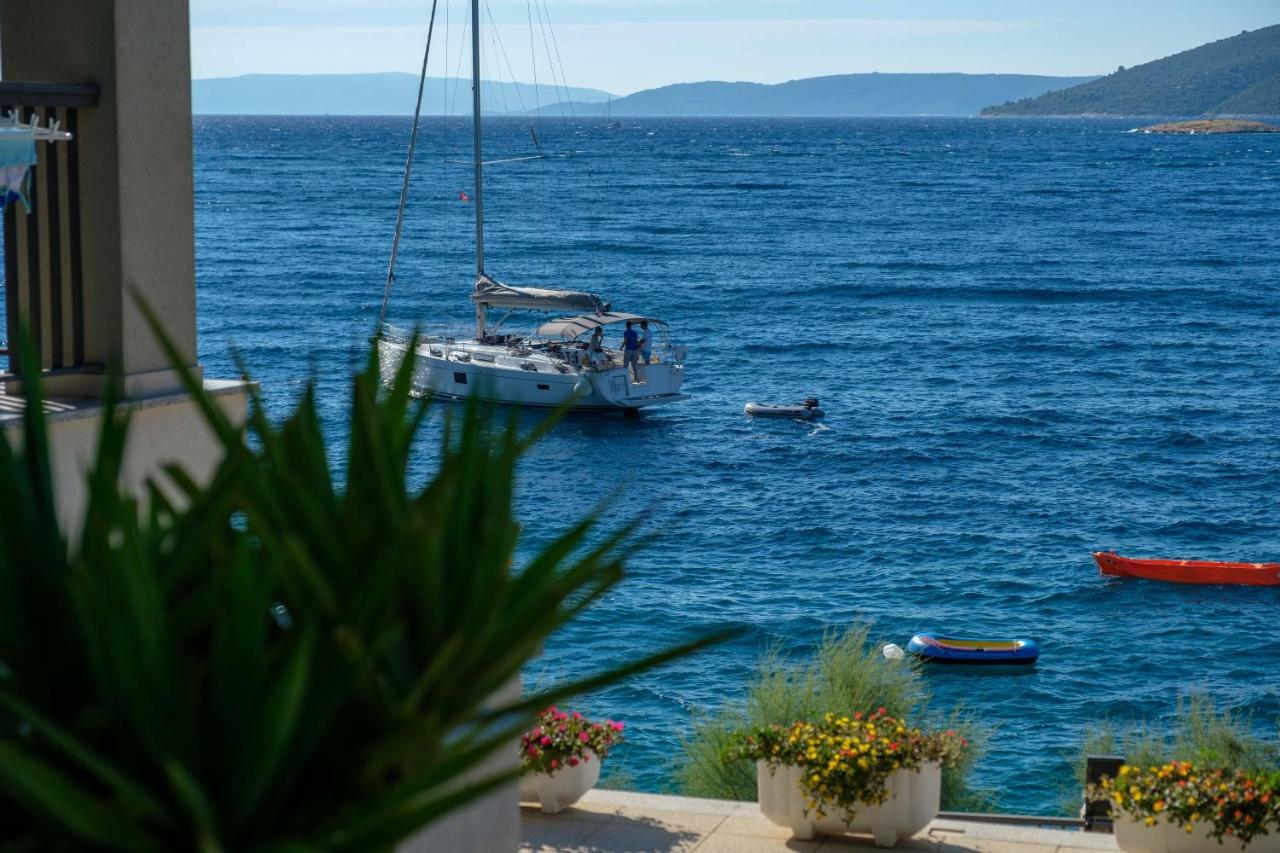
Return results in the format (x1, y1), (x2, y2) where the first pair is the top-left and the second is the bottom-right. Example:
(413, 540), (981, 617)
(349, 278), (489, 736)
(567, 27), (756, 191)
(757, 759), (941, 848)
(1114, 817), (1280, 853)
(519, 752), (601, 814)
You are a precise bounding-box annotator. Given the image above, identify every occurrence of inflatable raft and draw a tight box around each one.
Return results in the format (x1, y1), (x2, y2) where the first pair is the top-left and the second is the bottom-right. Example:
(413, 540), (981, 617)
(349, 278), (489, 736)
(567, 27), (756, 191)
(906, 633), (1039, 666)
(744, 397), (824, 419)
(1094, 551), (1280, 586)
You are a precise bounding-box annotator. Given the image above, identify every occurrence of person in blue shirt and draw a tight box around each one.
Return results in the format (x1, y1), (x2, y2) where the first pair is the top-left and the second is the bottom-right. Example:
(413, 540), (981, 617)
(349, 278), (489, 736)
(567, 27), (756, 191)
(622, 320), (642, 382)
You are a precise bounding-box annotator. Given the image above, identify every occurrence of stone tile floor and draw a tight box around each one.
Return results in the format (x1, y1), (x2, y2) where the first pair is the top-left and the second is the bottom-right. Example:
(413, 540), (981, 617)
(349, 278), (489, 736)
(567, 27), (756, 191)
(520, 790), (1121, 853)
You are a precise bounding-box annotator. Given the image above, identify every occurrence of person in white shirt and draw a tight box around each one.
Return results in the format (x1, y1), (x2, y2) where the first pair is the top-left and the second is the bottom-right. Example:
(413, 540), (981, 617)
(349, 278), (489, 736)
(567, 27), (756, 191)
(588, 326), (605, 368)
(638, 320), (653, 381)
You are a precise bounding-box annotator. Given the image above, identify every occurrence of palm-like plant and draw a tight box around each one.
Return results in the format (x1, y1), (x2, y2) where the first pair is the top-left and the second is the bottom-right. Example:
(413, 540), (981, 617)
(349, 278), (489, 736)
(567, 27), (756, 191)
(0, 325), (728, 851)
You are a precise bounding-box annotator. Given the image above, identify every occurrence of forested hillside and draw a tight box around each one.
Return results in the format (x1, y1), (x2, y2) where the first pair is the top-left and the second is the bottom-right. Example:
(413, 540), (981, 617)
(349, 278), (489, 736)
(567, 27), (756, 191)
(982, 25), (1280, 116)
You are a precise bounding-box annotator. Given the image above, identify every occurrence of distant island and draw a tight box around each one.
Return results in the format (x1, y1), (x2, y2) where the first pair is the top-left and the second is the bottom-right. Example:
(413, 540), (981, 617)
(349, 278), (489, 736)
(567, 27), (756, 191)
(192, 73), (612, 116)
(193, 72), (1095, 118)
(1136, 119), (1280, 133)
(982, 24), (1280, 116)
(539, 74), (1096, 118)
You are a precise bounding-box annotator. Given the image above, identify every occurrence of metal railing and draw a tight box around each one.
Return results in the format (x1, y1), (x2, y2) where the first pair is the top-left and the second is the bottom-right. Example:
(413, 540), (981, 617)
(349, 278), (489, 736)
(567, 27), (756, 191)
(935, 755), (1124, 835)
(0, 81), (99, 374)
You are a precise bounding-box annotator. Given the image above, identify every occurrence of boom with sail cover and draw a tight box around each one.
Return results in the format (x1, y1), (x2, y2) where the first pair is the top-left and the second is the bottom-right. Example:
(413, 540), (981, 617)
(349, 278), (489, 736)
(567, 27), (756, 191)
(472, 273), (605, 314)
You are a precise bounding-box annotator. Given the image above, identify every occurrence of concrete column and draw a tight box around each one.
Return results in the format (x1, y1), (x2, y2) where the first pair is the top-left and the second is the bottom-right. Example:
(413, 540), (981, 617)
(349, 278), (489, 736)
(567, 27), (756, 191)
(1, 0), (198, 396)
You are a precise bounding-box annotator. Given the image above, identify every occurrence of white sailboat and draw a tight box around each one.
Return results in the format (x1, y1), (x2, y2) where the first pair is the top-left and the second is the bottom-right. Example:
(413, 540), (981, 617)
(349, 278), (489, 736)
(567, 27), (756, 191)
(376, 0), (688, 411)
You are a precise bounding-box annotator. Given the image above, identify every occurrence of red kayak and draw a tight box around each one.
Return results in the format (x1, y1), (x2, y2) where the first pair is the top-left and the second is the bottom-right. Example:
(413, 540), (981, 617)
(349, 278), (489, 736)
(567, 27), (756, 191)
(1094, 551), (1280, 586)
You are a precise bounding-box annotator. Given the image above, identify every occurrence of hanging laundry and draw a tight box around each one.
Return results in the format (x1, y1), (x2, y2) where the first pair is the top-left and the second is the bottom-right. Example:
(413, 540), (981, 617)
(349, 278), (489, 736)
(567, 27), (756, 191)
(0, 128), (38, 213)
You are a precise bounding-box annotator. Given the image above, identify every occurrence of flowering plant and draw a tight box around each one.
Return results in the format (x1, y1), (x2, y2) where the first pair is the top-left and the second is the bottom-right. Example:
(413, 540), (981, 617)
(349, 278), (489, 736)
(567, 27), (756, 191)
(1091, 762), (1280, 845)
(521, 706), (625, 776)
(735, 708), (967, 822)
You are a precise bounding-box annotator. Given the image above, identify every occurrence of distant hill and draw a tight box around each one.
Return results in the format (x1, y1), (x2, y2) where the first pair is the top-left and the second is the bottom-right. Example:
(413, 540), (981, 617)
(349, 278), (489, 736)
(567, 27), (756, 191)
(192, 73), (612, 115)
(544, 73), (1096, 117)
(982, 24), (1280, 116)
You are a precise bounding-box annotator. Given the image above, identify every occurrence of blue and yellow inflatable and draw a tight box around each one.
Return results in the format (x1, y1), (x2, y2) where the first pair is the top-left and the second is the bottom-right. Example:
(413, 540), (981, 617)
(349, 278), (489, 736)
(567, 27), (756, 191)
(906, 632), (1039, 666)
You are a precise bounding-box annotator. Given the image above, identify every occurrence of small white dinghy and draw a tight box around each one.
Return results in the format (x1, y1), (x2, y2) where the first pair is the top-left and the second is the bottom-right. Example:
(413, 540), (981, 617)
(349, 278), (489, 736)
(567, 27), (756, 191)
(744, 397), (824, 419)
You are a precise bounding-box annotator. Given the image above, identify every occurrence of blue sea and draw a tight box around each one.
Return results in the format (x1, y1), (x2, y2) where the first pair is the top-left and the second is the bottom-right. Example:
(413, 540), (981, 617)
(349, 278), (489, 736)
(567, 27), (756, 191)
(193, 115), (1280, 814)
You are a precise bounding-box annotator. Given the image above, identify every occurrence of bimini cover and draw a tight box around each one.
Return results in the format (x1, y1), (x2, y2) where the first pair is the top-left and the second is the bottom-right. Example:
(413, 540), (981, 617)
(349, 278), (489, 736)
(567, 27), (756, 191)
(536, 312), (662, 341)
(471, 273), (604, 313)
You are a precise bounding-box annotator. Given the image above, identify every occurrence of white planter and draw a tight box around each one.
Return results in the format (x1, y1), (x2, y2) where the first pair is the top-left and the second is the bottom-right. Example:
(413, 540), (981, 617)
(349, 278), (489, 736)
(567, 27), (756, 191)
(1115, 817), (1280, 853)
(519, 753), (601, 814)
(757, 759), (940, 848)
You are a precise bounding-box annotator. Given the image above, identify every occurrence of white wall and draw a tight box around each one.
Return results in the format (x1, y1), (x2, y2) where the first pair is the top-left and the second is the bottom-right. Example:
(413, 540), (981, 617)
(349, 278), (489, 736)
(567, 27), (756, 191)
(0, 381), (250, 537)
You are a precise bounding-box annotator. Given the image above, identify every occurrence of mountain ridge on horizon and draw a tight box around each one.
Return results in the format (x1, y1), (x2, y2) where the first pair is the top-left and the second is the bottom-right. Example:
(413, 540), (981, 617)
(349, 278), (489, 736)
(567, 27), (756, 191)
(546, 72), (1097, 117)
(193, 71), (1096, 117)
(192, 72), (613, 116)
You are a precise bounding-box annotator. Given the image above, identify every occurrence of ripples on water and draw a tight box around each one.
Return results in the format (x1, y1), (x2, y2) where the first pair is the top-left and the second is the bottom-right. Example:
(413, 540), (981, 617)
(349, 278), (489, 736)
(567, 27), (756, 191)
(193, 116), (1280, 813)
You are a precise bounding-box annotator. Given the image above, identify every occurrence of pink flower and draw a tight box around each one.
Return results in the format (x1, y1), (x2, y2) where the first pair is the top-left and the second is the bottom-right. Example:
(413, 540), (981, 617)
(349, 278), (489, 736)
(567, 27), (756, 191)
(568, 756), (579, 767)
(540, 736), (551, 747)
(572, 711), (582, 720)
(550, 759), (558, 770)
(527, 746), (540, 757)
(579, 732), (590, 743)
(610, 721), (625, 732)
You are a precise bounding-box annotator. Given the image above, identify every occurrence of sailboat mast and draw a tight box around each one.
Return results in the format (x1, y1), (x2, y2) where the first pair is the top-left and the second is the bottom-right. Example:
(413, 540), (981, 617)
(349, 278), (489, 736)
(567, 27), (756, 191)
(471, 0), (487, 338)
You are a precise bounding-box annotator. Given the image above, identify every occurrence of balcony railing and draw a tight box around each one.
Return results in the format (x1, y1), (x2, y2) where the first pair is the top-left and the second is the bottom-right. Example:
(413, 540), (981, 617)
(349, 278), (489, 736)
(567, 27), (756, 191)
(0, 81), (99, 375)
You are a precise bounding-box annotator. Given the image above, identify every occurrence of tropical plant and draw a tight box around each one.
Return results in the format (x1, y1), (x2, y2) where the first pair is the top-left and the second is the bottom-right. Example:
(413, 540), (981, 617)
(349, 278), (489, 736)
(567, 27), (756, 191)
(520, 707), (624, 776)
(735, 709), (968, 823)
(1092, 763), (1280, 846)
(0, 323), (729, 852)
(675, 624), (991, 811)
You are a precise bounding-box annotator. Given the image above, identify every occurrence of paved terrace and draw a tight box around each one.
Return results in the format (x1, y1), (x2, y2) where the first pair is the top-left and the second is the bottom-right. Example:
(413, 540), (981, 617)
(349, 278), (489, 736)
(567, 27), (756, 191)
(521, 791), (1121, 853)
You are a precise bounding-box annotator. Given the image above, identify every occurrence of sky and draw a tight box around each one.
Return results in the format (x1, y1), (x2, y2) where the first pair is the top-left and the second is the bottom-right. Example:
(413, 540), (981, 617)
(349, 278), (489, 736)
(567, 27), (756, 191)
(190, 0), (1280, 96)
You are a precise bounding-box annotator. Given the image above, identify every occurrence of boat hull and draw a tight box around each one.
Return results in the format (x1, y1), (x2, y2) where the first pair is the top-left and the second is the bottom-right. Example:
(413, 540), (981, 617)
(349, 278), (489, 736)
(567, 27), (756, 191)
(1094, 551), (1280, 586)
(377, 335), (686, 411)
(906, 633), (1039, 666)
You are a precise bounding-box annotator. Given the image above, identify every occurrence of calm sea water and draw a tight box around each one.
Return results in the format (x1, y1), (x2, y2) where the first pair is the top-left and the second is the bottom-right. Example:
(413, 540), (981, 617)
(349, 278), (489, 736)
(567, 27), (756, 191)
(193, 115), (1280, 814)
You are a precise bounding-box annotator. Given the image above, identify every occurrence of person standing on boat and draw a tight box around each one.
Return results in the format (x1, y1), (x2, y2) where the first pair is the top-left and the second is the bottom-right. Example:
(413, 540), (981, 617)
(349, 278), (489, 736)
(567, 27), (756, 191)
(637, 320), (653, 382)
(639, 320), (653, 363)
(622, 320), (642, 383)
(588, 326), (605, 369)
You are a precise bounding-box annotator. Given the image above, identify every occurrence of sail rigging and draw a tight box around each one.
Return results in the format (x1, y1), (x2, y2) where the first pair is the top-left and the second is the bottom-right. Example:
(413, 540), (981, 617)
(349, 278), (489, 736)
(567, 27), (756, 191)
(470, 0), (488, 337)
(378, 0), (440, 330)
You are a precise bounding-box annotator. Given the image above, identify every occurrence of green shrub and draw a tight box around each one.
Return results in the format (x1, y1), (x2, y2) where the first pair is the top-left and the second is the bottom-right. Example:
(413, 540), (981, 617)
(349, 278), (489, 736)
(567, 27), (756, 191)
(675, 624), (993, 810)
(1075, 694), (1280, 788)
(0, 324), (729, 851)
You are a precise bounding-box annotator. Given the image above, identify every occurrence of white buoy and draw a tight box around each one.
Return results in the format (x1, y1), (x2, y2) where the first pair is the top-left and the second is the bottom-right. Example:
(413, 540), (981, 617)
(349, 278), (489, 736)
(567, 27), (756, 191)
(573, 377), (592, 398)
(882, 643), (905, 661)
